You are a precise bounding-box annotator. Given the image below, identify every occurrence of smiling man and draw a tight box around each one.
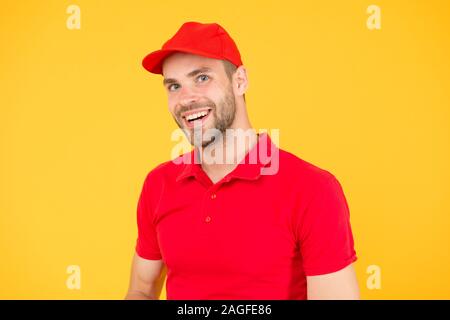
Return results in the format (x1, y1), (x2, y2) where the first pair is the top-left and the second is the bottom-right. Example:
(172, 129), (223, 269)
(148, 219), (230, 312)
(125, 21), (359, 300)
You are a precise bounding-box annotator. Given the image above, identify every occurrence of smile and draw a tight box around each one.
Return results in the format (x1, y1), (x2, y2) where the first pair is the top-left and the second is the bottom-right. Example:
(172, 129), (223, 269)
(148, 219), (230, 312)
(182, 108), (212, 128)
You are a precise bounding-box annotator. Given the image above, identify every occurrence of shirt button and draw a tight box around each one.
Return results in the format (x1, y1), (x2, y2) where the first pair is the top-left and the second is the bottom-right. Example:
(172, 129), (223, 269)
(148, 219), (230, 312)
(205, 216), (212, 223)
(210, 193), (217, 199)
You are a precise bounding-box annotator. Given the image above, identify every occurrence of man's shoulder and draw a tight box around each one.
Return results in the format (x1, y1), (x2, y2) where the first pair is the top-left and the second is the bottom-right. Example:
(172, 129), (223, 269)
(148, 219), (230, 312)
(141, 153), (189, 184)
(277, 147), (338, 186)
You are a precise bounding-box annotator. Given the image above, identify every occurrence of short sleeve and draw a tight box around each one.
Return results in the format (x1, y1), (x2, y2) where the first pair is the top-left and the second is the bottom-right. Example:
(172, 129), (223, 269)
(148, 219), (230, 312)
(135, 174), (163, 260)
(297, 175), (357, 276)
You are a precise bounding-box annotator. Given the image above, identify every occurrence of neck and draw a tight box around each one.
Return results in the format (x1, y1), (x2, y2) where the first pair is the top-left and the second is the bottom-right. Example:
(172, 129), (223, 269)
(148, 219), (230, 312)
(198, 106), (257, 184)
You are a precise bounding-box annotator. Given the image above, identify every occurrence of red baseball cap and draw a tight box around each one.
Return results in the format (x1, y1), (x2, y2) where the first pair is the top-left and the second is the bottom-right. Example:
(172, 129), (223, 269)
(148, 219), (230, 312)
(142, 21), (243, 75)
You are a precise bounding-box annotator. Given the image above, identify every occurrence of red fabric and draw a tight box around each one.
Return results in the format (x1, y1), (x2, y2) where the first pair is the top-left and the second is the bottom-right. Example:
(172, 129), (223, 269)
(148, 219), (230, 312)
(142, 21), (243, 74)
(135, 133), (357, 299)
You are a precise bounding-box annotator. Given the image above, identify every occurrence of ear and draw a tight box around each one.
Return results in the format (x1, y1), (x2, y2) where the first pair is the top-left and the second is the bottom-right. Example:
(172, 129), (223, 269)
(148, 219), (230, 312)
(233, 66), (249, 97)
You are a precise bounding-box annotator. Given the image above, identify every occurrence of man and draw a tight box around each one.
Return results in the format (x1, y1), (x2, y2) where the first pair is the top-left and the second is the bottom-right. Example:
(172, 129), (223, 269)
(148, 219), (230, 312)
(125, 21), (359, 300)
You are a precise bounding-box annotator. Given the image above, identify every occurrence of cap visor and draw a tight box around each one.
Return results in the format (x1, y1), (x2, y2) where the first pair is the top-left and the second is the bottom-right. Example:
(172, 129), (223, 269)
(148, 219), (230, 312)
(142, 48), (226, 75)
(142, 49), (178, 74)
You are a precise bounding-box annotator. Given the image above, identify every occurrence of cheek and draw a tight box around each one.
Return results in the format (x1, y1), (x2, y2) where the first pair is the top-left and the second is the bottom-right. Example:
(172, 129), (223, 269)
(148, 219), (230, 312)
(167, 98), (177, 115)
(168, 106), (177, 119)
(199, 87), (221, 105)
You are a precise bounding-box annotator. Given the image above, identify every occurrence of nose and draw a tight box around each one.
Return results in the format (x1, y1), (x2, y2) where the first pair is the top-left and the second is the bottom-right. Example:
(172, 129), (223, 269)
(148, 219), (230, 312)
(178, 86), (199, 107)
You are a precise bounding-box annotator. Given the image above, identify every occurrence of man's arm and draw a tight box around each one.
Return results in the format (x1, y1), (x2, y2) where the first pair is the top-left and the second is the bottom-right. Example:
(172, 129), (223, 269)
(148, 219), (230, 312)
(125, 253), (166, 300)
(306, 263), (360, 300)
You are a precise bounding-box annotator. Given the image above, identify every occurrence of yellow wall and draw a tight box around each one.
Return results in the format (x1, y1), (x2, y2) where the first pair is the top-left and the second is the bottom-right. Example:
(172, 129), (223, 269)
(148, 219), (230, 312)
(1, 0), (449, 299)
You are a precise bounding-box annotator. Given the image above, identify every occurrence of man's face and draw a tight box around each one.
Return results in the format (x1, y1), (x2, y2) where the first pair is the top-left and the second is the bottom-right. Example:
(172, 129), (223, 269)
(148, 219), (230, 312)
(162, 53), (236, 148)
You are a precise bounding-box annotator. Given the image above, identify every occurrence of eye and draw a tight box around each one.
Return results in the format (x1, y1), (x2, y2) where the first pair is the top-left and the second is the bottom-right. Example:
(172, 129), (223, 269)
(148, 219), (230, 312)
(168, 83), (180, 92)
(197, 74), (209, 82)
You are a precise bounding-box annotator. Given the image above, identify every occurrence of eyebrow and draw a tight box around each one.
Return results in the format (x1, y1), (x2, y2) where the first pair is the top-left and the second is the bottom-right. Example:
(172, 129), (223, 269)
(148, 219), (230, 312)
(163, 67), (213, 86)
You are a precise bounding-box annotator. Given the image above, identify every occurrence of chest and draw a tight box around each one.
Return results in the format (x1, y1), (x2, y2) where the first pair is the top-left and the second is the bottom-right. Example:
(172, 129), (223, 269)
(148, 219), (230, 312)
(153, 179), (299, 278)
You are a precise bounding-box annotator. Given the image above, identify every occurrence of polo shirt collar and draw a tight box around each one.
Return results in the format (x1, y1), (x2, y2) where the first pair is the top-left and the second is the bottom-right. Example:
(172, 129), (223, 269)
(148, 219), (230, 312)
(175, 132), (278, 183)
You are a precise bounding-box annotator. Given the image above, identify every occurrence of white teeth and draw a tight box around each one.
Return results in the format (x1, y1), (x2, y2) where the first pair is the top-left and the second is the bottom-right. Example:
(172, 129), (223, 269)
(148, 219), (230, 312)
(186, 110), (208, 121)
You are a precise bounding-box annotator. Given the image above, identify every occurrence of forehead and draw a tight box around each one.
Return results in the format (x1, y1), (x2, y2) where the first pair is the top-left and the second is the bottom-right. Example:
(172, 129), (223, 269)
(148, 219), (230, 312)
(162, 52), (224, 78)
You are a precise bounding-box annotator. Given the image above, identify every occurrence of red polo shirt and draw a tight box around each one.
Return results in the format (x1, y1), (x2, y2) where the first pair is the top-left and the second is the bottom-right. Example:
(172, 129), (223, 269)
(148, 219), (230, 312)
(135, 133), (357, 300)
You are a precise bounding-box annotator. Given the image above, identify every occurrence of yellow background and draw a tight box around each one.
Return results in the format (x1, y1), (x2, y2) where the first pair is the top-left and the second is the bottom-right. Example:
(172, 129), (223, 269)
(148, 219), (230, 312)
(1, 0), (449, 299)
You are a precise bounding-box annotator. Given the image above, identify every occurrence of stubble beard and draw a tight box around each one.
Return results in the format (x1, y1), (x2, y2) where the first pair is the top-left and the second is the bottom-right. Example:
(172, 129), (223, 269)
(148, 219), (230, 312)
(174, 87), (236, 148)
